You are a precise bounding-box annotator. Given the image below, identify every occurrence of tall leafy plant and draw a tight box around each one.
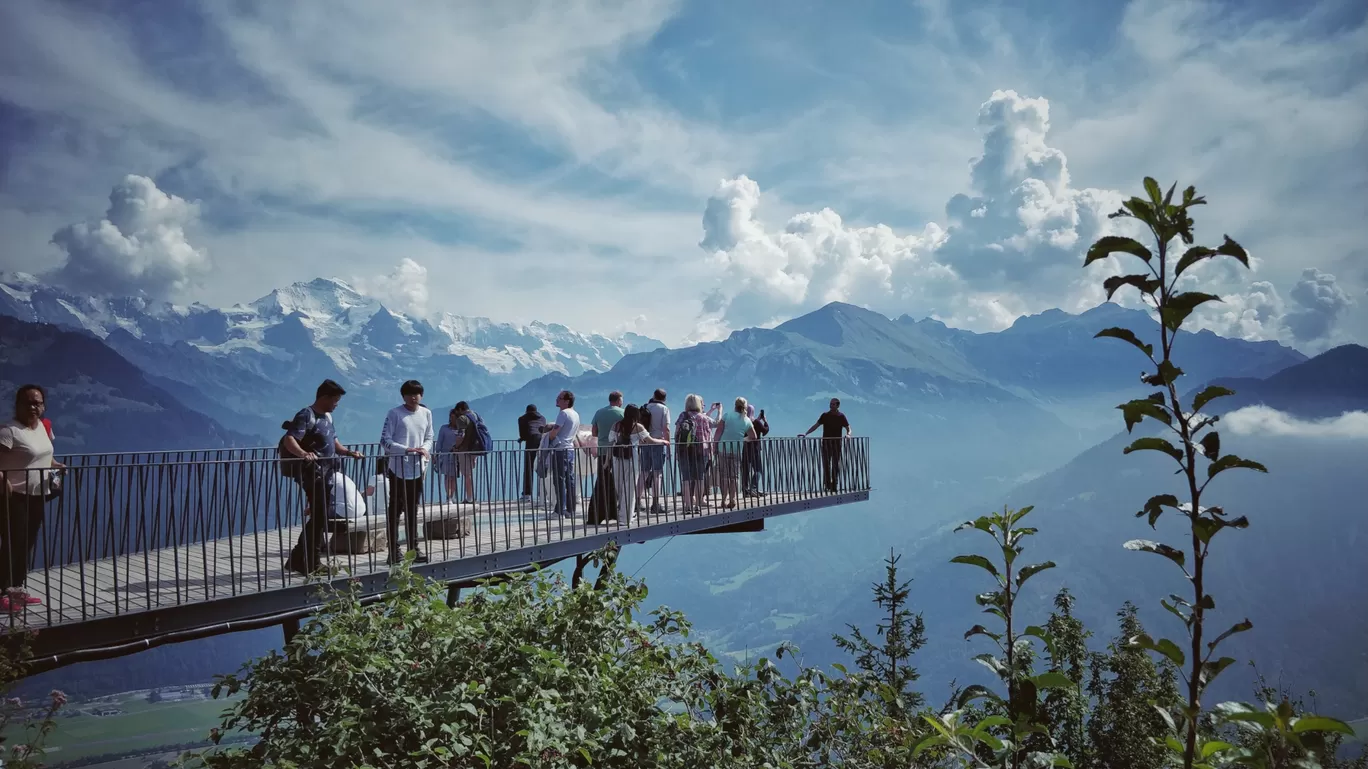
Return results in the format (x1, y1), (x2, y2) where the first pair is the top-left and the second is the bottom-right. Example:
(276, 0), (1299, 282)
(1082, 178), (1352, 768)
(917, 505), (1074, 769)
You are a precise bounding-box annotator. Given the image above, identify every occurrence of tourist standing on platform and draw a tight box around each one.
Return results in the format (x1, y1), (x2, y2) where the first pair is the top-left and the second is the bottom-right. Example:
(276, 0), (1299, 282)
(589, 391), (625, 521)
(675, 394), (716, 515)
(639, 389), (670, 516)
(0, 384), (63, 611)
(742, 405), (769, 497)
(610, 404), (667, 525)
(281, 379), (364, 576)
(801, 398), (852, 492)
(543, 390), (580, 518)
(435, 408), (462, 502)
(517, 404), (546, 501)
(381, 380), (433, 566)
(451, 402), (483, 506)
(715, 397), (758, 510)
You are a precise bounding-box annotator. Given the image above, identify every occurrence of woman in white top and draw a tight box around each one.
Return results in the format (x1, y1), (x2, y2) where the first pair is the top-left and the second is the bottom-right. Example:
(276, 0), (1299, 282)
(0, 384), (63, 611)
(609, 404), (667, 525)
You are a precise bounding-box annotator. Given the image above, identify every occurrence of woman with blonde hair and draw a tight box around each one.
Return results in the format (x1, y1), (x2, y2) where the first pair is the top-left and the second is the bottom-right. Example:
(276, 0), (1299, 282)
(714, 397), (757, 509)
(674, 393), (717, 514)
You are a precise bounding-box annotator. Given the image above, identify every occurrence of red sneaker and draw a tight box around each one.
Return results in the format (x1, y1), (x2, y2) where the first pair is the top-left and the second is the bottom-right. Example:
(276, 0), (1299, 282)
(0, 597), (18, 614)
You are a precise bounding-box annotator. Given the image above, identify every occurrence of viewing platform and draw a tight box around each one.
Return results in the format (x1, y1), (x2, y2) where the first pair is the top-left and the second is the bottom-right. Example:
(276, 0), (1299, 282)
(2, 437), (870, 672)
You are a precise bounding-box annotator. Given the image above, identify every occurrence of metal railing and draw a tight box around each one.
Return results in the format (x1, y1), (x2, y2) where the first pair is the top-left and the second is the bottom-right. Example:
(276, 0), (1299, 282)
(0, 437), (869, 634)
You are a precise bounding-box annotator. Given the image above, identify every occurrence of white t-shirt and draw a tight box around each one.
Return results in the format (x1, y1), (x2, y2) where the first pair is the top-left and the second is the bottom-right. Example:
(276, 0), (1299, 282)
(0, 419), (55, 495)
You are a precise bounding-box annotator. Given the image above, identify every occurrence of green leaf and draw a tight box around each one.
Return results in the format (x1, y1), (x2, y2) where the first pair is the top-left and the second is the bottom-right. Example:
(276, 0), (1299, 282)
(1215, 235), (1250, 267)
(1193, 514), (1248, 544)
(1208, 619), (1253, 651)
(951, 554), (1002, 581)
(1118, 397), (1173, 432)
(1160, 291), (1222, 331)
(958, 685), (1004, 709)
(1201, 740), (1235, 759)
(1201, 657), (1237, 685)
(1142, 360), (1186, 387)
(1030, 671), (1076, 691)
(1136, 493), (1180, 528)
(1212, 702), (1276, 729)
(974, 653), (1009, 678)
(1291, 716), (1356, 736)
(1199, 432), (1220, 460)
(1094, 326), (1155, 358)
(1207, 454), (1269, 480)
(1175, 246), (1217, 277)
(1085, 236), (1154, 266)
(1023, 625), (1057, 658)
(965, 624), (1003, 642)
(1123, 539), (1187, 570)
(1144, 177), (1163, 204)
(1128, 633), (1186, 667)
(1192, 385), (1236, 413)
(1104, 274), (1162, 300)
(1017, 561), (1056, 588)
(1123, 437), (1184, 462)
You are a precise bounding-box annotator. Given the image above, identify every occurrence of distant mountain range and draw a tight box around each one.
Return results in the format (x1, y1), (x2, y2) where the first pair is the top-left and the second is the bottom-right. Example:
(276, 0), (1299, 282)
(10, 283), (1332, 709)
(783, 343), (1368, 714)
(0, 274), (663, 443)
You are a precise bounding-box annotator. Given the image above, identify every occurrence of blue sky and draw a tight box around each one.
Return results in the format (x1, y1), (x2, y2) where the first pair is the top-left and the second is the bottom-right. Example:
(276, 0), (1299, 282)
(0, 0), (1364, 348)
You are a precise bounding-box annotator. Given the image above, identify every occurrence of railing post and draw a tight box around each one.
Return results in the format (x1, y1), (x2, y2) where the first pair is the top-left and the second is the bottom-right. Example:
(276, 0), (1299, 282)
(282, 616), (300, 645)
(446, 583), (461, 607)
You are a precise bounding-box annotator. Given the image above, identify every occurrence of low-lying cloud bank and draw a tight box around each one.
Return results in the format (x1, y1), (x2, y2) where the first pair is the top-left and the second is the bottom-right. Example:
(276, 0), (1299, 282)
(1224, 406), (1368, 440)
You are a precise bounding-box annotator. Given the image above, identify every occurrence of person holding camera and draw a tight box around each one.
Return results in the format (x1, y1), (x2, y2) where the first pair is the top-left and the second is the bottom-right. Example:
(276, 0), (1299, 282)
(280, 379), (364, 576)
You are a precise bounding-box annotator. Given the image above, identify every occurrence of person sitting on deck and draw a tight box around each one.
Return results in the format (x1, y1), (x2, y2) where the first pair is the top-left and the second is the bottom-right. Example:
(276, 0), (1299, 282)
(280, 379), (364, 576)
(381, 380), (433, 566)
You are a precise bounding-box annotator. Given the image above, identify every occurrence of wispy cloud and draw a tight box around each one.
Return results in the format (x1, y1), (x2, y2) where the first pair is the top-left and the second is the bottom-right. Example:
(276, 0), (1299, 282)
(0, 0), (1363, 346)
(1225, 406), (1368, 440)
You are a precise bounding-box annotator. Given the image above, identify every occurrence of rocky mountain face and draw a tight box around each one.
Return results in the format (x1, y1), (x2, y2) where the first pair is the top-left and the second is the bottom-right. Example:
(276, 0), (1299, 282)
(0, 274), (664, 441)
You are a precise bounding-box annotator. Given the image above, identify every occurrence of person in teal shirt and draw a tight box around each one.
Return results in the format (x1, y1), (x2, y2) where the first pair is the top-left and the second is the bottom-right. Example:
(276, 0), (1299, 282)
(590, 391), (626, 452)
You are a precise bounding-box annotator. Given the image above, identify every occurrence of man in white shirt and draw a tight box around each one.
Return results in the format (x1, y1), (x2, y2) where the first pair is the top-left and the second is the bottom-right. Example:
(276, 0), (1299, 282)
(542, 390), (580, 518)
(380, 379), (434, 564)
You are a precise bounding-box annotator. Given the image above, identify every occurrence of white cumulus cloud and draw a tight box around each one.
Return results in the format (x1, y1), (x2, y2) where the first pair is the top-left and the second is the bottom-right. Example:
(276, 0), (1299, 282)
(694, 90), (1129, 336)
(1286, 268), (1354, 344)
(353, 258), (430, 317)
(1225, 406), (1368, 440)
(48, 175), (210, 300)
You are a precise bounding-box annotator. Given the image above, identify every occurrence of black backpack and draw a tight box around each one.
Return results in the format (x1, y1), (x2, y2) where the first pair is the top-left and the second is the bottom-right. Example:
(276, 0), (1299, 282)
(277, 409), (327, 479)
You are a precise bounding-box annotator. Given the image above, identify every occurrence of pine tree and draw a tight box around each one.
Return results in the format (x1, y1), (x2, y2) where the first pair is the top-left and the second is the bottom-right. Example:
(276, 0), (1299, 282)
(833, 550), (927, 719)
(1042, 588), (1092, 768)
(1087, 602), (1180, 769)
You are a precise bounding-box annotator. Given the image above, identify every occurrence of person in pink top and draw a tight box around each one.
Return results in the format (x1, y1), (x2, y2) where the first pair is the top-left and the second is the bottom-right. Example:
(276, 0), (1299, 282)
(0, 384), (64, 612)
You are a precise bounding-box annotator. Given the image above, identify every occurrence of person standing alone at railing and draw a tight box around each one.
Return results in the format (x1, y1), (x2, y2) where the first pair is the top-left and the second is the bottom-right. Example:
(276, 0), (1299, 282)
(0, 384), (64, 612)
(280, 379), (364, 576)
(516, 404), (546, 502)
(543, 390), (580, 519)
(381, 380), (433, 565)
(800, 397), (851, 492)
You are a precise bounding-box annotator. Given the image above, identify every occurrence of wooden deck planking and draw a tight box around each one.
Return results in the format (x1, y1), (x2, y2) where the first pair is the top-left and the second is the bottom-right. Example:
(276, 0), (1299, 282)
(17, 492), (786, 630)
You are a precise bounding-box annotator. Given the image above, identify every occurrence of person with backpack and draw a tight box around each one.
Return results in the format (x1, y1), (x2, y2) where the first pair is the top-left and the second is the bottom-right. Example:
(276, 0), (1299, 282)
(742, 405), (769, 497)
(516, 404), (546, 501)
(675, 393), (716, 515)
(451, 401), (491, 506)
(435, 408), (463, 502)
(0, 384), (65, 612)
(638, 389), (671, 516)
(381, 380), (434, 565)
(279, 379), (364, 576)
(608, 404), (668, 525)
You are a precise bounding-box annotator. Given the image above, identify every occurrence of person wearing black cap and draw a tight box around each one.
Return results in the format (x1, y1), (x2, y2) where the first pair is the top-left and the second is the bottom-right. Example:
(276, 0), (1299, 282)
(516, 404), (546, 501)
